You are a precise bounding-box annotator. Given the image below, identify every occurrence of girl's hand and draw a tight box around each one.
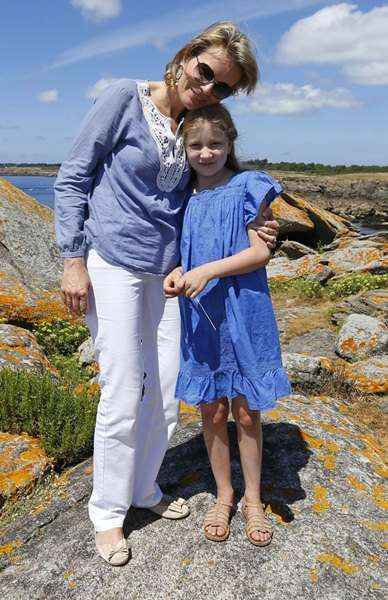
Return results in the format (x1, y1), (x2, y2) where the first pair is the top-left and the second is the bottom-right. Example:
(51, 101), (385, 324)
(163, 266), (184, 297)
(178, 265), (213, 299)
(255, 206), (279, 250)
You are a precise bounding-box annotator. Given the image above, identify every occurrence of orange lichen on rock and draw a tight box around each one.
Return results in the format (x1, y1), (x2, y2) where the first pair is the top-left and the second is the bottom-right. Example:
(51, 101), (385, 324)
(0, 432), (51, 501)
(346, 475), (367, 492)
(316, 553), (359, 575)
(312, 485), (331, 512)
(0, 539), (23, 556)
(310, 567), (318, 584)
(371, 484), (388, 510)
(0, 177), (53, 222)
(179, 400), (201, 425)
(300, 431), (324, 449)
(319, 422), (352, 437)
(360, 520), (388, 531)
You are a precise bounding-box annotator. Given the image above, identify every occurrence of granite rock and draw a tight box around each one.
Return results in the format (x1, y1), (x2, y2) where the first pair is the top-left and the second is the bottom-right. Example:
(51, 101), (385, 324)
(335, 314), (388, 361)
(0, 395), (386, 599)
(0, 324), (55, 374)
(344, 355), (388, 394)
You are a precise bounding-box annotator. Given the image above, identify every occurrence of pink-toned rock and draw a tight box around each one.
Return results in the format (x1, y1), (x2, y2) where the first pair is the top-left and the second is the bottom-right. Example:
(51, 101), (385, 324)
(281, 191), (350, 242)
(271, 196), (315, 235)
(0, 324), (55, 374)
(268, 254), (331, 282)
(344, 355), (388, 394)
(320, 238), (387, 275)
(0, 432), (52, 505)
(0, 178), (67, 324)
(335, 314), (388, 361)
(282, 352), (335, 385)
(278, 240), (317, 259)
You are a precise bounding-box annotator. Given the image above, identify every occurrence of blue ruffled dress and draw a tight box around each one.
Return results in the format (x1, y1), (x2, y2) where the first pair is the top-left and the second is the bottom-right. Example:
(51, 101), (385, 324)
(175, 170), (292, 411)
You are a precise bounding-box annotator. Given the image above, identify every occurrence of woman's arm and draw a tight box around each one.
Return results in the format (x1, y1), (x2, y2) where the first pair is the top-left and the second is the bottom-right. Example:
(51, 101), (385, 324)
(55, 81), (134, 313)
(177, 229), (270, 299)
(55, 81), (133, 259)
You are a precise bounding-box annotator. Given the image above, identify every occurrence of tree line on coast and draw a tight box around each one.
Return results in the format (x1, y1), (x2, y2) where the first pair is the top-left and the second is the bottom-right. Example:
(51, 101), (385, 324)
(242, 159), (388, 175)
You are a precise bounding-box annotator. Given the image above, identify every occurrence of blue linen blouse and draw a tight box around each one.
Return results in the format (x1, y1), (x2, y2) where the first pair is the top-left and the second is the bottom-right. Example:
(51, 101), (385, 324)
(54, 79), (190, 275)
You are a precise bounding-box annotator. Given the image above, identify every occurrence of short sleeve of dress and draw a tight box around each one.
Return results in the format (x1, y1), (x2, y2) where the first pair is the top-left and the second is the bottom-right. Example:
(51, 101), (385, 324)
(243, 170), (283, 227)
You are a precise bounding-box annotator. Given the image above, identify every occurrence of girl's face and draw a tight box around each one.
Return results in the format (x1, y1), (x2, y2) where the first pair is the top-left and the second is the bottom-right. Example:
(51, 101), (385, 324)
(185, 121), (231, 179)
(177, 48), (242, 110)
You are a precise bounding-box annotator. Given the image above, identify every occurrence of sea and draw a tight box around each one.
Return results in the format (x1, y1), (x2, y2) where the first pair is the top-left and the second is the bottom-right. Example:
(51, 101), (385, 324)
(2, 175), (56, 210)
(1, 175), (384, 236)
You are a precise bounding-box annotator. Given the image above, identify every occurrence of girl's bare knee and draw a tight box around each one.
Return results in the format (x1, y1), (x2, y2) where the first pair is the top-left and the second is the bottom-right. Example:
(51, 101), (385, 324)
(232, 398), (259, 428)
(201, 398), (229, 426)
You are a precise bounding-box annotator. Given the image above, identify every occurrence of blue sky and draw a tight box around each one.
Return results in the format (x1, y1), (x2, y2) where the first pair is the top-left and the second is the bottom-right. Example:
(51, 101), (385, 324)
(1, 0), (387, 164)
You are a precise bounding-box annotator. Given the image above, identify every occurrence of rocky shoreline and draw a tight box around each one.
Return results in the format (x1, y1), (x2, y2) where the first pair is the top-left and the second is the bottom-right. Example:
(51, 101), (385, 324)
(0, 178), (386, 599)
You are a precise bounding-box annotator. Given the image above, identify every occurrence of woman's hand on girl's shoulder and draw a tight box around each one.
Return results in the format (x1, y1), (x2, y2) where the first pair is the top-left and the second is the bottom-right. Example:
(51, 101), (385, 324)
(163, 266), (184, 298)
(253, 205), (279, 250)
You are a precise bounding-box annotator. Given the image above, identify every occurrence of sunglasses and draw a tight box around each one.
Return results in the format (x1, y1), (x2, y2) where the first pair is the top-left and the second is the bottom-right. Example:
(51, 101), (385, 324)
(192, 56), (235, 100)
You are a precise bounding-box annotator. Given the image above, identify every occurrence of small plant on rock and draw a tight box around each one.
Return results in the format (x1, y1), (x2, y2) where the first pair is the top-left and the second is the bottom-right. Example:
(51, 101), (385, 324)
(0, 368), (99, 467)
(33, 319), (89, 356)
(326, 273), (388, 299)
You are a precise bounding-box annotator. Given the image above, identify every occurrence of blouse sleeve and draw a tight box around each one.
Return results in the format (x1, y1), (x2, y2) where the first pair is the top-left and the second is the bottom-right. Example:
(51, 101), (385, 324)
(243, 170), (283, 227)
(54, 80), (134, 258)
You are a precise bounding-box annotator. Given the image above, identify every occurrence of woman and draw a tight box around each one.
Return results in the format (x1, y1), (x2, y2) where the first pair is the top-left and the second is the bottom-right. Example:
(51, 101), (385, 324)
(55, 21), (279, 566)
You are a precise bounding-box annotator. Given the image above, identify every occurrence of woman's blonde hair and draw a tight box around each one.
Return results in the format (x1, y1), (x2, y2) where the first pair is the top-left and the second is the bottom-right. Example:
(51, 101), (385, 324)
(165, 21), (258, 94)
(182, 104), (240, 172)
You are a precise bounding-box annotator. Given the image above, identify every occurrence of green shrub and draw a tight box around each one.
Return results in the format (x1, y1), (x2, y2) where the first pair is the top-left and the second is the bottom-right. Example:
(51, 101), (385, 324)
(269, 277), (324, 299)
(326, 273), (388, 299)
(0, 368), (98, 467)
(33, 319), (89, 356)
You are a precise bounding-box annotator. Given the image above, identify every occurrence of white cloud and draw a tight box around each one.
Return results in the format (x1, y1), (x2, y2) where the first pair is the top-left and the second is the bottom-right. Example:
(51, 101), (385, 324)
(71, 0), (121, 22)
(343, 61), (388, 86)
(86, 78), (122, 99)
(276, 3), (388, 85)
(51, 0), (325, 68)
(237, 82), (361, 115)
(38, 89), (59, 103)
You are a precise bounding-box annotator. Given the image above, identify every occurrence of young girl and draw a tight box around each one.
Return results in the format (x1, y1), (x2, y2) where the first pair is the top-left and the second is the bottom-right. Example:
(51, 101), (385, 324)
(164, 105), (291, 547)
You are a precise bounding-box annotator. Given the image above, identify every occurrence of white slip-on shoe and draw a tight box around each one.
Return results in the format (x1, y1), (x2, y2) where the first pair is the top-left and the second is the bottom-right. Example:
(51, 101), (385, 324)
(148, 496), (190, 519)
(95, 537), (130, 566)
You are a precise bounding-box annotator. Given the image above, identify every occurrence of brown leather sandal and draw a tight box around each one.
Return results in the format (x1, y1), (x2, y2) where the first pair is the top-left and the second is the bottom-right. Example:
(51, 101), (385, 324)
(241, 499), (274, 547)
(203, 499), (235, 542)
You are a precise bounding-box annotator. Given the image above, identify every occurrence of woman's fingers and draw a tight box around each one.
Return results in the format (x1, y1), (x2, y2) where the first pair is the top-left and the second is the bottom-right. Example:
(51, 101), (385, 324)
(61, 288), (89, 315)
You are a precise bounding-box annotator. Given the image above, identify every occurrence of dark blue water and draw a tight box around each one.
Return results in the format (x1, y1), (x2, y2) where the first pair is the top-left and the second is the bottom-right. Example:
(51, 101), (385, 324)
(2, 175), (55, 209)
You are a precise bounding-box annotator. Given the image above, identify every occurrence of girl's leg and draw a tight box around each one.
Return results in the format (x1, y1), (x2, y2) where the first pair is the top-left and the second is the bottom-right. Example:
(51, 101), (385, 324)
(85, 250), (145, 544)
(200, 398), (234, 537)
(231, 396), (270, 544)
(132, 277), (181, 507)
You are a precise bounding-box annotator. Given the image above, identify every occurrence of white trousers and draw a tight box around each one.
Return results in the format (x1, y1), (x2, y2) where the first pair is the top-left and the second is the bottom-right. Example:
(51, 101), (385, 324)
(85, 249), (181, 531)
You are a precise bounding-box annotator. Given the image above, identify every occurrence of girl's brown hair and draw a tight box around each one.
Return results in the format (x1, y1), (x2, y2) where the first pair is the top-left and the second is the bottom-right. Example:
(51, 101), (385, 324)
(182, 104), (240, 172)
(165, 21), (258, 94)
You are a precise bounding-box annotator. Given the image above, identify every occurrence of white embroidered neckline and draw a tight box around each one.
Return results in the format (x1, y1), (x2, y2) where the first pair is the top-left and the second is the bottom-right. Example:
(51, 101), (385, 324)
(137, 81), (186, 193)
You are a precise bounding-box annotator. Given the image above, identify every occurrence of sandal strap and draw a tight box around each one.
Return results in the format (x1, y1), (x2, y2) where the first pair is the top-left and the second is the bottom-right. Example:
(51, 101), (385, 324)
(245, 515), (273, 535)
(243, 501), (265, 509)
(242, 499), (273, 535)
(203, 500), (233, 529)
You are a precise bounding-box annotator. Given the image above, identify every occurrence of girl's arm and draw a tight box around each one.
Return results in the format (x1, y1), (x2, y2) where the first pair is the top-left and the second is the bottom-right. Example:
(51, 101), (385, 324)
(178, 227), (271, 299)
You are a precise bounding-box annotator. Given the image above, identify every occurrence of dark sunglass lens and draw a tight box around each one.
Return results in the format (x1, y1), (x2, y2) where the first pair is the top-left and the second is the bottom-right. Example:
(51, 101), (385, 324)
(198, 62), (214, 82)
(213, 83), (233, 99)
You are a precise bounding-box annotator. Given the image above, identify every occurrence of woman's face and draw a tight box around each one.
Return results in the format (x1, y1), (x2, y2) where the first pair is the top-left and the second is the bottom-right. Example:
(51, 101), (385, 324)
(177, 48), (242, 110)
